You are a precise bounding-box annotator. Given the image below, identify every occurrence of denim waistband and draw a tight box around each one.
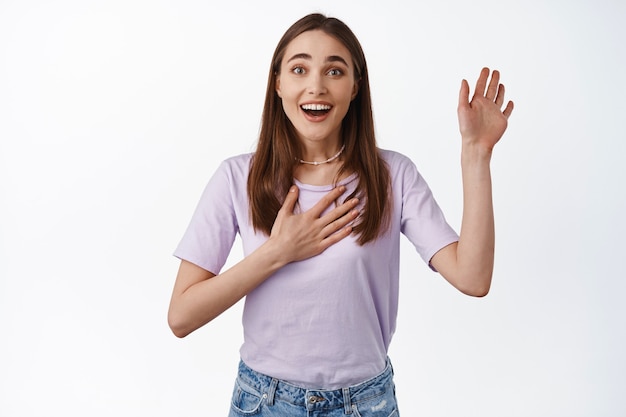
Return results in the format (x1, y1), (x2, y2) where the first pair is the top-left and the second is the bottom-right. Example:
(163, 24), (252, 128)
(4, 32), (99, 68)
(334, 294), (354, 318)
(235, 358), (394, 413)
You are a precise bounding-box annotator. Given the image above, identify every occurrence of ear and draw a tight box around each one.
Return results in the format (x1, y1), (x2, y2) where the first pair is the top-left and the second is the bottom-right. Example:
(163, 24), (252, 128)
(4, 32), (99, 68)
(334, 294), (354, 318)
(351, 79), (360, 100)
(276, 75), (282, 98)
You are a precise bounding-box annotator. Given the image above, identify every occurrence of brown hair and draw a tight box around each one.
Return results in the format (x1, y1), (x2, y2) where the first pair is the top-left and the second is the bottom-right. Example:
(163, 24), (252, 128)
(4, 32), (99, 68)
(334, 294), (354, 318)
(247, 13), (390, 245)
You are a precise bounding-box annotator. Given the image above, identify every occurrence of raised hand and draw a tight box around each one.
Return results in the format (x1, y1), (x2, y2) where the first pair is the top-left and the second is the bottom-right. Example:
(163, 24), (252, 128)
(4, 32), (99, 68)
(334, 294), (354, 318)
(269, 185), (360, 263)
(429, 68), (515, 297)
(457, 67), (514, 152)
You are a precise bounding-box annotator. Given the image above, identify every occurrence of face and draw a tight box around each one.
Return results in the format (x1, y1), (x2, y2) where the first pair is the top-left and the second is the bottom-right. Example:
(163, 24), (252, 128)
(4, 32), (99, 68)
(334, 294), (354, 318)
(276, 30), (359, 145)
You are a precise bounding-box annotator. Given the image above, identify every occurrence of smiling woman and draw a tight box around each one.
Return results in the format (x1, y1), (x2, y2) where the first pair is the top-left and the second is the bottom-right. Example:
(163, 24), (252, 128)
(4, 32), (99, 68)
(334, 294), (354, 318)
(276, 30), (358, 150)
(167, 12), (513, 417)
(249, 17), (391, 244)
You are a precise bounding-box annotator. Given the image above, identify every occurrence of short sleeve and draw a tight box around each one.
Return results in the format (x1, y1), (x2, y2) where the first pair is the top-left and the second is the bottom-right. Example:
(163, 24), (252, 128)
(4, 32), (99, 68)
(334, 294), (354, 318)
(173, 160), (239, 275)
(396, 155), (459, 267)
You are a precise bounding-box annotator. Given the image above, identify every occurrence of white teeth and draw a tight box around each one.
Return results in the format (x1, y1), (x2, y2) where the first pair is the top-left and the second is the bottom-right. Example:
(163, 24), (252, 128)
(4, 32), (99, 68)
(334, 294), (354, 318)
(301, 104), (331, 111)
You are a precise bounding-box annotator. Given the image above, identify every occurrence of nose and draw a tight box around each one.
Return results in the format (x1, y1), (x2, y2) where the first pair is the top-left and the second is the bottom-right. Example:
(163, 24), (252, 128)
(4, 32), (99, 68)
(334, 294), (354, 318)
(307, 73), (327, 95)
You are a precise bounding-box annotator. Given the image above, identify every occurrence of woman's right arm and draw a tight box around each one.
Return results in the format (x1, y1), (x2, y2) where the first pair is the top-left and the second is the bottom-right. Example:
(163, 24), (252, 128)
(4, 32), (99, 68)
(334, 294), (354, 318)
(167, 184), (360, 338)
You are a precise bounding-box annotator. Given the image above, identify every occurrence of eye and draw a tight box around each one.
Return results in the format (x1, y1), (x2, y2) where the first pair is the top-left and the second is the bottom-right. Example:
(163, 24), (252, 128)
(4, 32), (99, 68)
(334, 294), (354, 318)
(327, 68), (343, 76)
(292, 66), (306, 75)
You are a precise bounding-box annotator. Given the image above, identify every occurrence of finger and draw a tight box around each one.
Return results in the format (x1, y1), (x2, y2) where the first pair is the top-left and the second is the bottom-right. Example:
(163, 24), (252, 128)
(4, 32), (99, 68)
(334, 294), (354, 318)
(279, 185), (299, 215)
(320, 208), (359, 245)
(321, 222), (354, 248)
(485, 69), (500, 101)
(502, 100), (514, 119)
(494, 83), (505, 108)
(320, 197), (359, 227)
(318, 223), (353, 250)
(458, 79), (470, 110)
(473, 67), (490, 100)
(322, 208), (358, 236)
(307, 185), (346, 218)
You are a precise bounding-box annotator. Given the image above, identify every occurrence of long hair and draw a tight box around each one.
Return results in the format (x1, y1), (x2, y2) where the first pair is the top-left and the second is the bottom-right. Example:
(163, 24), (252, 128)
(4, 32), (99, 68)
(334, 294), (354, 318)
(247, 13), (390, 245)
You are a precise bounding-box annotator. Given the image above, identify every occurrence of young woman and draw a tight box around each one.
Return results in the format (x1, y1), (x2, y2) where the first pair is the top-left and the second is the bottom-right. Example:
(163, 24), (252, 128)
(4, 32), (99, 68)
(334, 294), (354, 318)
(168, 13), (514, 417)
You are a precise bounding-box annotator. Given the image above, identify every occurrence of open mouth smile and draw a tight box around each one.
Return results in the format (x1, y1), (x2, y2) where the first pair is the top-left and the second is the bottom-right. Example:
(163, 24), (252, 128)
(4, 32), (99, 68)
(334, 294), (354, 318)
(300, 103), (332, 117)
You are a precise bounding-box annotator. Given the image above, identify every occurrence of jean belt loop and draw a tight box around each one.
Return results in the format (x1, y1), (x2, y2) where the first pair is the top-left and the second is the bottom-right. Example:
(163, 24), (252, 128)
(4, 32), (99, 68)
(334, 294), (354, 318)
(267, 378), (278, 406)
(342, 387), (352, 414)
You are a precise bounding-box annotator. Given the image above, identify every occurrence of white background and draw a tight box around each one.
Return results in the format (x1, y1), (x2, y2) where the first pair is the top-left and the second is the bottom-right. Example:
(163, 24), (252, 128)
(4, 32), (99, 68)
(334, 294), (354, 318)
(1, 0), (625, 416)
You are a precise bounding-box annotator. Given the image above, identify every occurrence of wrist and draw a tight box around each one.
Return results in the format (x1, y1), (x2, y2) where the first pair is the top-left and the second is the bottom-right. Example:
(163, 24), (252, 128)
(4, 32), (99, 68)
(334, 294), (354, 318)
(256, 237), (290, 272)
(461, 142), (493, 165)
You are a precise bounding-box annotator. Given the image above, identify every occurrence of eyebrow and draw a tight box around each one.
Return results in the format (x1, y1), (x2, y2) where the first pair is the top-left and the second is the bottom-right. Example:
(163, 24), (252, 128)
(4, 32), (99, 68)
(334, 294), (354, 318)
(286, 53), (349, 67)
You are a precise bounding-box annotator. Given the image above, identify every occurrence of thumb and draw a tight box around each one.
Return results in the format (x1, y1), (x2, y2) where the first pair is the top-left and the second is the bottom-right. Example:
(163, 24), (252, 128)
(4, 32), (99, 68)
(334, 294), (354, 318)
(458, 79), (470, 111)
(280, 185), (299, 215)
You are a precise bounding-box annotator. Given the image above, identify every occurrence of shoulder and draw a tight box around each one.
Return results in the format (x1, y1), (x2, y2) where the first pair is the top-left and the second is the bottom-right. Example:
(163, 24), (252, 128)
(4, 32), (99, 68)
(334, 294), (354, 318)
(199, 153), (254, 195)
(378, 148), (430, 191)
(213, 153), (254, 181)
(378, 148), (417, 173)
(221, 152), (254, 171)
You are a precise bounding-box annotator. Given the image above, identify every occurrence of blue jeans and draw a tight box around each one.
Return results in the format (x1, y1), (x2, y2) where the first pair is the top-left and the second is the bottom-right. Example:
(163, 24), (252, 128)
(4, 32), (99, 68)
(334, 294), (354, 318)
(228, 359), (399, 416)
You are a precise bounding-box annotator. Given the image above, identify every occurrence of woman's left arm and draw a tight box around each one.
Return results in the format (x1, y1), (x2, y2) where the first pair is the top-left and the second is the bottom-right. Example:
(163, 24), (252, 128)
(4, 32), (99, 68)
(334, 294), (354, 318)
(430, 67), (514, 296)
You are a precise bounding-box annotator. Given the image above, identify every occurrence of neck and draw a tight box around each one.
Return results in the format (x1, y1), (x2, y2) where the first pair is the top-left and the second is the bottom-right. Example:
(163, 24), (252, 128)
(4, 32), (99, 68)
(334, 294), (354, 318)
(297, 144), (345, 166)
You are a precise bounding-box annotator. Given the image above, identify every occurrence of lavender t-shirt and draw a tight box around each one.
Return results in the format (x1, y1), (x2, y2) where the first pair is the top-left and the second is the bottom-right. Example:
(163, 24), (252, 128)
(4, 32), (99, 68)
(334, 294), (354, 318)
(174, 149), (459, 389)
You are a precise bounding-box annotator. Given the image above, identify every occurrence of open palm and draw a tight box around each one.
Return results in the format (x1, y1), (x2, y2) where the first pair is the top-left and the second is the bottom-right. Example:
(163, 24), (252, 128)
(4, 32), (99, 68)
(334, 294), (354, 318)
(458, 67), (514, 151)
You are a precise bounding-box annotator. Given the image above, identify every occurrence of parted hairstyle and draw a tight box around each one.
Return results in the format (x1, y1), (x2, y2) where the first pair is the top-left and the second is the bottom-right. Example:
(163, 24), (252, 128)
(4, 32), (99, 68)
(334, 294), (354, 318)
(247, 13), (391, 245)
